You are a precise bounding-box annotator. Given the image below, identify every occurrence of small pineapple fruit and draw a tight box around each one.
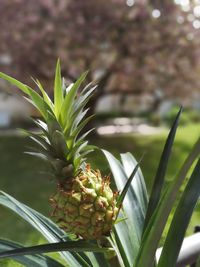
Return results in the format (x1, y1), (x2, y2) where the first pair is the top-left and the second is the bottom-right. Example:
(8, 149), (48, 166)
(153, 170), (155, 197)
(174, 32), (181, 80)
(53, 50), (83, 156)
(51, 165), (118, 239)
(0, 60), (119, 239)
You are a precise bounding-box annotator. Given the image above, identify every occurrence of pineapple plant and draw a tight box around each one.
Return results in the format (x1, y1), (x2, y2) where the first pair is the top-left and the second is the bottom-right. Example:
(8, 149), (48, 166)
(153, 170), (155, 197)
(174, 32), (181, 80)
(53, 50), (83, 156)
(0, 62), (200, 267)
(0, 60), (119, 240)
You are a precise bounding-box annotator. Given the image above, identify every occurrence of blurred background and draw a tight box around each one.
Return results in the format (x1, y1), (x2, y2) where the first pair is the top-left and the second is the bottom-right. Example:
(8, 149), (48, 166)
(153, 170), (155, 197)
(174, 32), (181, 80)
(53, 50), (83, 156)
(0, 0), (200, 262)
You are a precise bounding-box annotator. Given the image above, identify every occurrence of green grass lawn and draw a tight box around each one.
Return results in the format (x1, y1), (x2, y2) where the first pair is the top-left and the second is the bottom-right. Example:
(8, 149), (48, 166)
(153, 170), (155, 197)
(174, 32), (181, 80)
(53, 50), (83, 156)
(0, 123), (200, 266)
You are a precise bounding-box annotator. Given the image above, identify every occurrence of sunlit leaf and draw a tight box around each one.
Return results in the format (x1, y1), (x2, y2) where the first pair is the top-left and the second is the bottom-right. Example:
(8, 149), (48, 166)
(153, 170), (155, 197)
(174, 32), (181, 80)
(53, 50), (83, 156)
(0, 72), (29, 94)
(34, 78), (54, 111)
(117, 162), (140, 207)
(102, 150), (148, 266)
(60, 71), (88, 127)
(54, 59), (64, 117)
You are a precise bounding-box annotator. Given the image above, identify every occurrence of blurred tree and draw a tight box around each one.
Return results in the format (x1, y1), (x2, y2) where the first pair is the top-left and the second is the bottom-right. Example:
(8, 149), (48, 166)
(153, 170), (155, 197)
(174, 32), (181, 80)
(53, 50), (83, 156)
(0, 0), (200, 111)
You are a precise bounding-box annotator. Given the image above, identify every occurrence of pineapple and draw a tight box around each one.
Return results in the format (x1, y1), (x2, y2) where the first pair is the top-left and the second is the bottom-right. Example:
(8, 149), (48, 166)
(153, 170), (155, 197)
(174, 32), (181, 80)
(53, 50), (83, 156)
(0, 60), (119, 240)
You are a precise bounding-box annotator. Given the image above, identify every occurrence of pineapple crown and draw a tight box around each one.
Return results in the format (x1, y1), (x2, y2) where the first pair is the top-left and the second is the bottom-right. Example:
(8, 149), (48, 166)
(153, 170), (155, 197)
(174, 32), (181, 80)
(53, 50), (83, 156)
(0, 59), (97, 180)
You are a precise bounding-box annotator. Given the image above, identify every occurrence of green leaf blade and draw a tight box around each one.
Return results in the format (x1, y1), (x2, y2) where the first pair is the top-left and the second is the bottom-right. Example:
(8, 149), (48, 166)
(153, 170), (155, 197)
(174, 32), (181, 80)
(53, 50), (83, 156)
(134, 138), (200, 267)
(0, 239), (64, 267)
(54, 59), (64, 117)
(102, 150), (148, 265)
(0, 72), (30, 94)
(157, 158), (200, 267)
(111, 228), (131, 267)
(117, 163), (140, 207)
(0, 241), (112, 259)
(120, 152), (148, 217)
(60, 71), (89, 127)
(144, 107), (182, 230)
(0, 72), (50, 120)
(35, 78), (54, 112)
(26, 87), (51, 120)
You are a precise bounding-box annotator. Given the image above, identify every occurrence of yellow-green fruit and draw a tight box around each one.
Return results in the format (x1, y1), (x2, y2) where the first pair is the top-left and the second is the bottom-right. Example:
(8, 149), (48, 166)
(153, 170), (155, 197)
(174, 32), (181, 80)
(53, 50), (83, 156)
(50, 165), (119, 240)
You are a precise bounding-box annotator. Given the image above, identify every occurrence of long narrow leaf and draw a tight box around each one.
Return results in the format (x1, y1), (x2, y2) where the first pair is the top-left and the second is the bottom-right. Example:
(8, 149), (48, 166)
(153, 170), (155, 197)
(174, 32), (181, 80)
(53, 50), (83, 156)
(72, 108), (89, 131)
(0, 72), (30, 94)
(157, 158), (200, 267)
(144, 107), (182, 229)
(60, 71), (88, 126)
(117, 163), (140, 207)
(54, 59), (63, 117)
(120, 153), (148, 219)
(0, 241), (112, 259)
(103, 150), (147, 265)
(27, 87), (50, 119)
(134, 138), (200, 267)
(73, 85), (97, 114)
(0, 72), (49, 119)
(108, 234), (127, 267)
(103, 150), (140, 259)
(0, 239), (64, 267)
(34, 78), (54, 111)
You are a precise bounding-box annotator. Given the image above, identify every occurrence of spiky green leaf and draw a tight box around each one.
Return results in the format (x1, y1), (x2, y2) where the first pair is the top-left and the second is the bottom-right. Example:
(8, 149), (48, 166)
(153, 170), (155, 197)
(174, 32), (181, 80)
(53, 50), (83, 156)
(0, 239), (64, 267)
(0, 72), (30, 94)
(103, 150), (148, 266)
(157, 158), (200, 267)
(60, 71), (89, 127)
(34, 78), (54, 111)
(134, 138), (200, 267)
(73, 85), (97, 114)
(54, 59), (64, 117)
(0, 72), (50, 119)
(108, 233), (128, 267)
(24, 151), (49, 161)
(70, 115), (95, 141)
(0, 241), (112, 259)
(120, 153), (148, 217)
(117, 163), (140, 207)
(144, 106), (182, 229)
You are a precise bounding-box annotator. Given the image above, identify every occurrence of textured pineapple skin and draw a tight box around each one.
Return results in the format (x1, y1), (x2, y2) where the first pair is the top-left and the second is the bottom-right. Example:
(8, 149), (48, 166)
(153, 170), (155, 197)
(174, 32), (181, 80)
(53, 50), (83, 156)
(50, 166), (119, 240)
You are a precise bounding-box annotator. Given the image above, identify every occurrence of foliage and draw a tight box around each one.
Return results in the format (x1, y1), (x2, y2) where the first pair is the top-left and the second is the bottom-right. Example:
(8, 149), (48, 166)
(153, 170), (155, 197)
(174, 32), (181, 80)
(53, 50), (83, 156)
(0, 108), (200, 266)
(0, 123), (200, 245)
(0, 64), (200, 266)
